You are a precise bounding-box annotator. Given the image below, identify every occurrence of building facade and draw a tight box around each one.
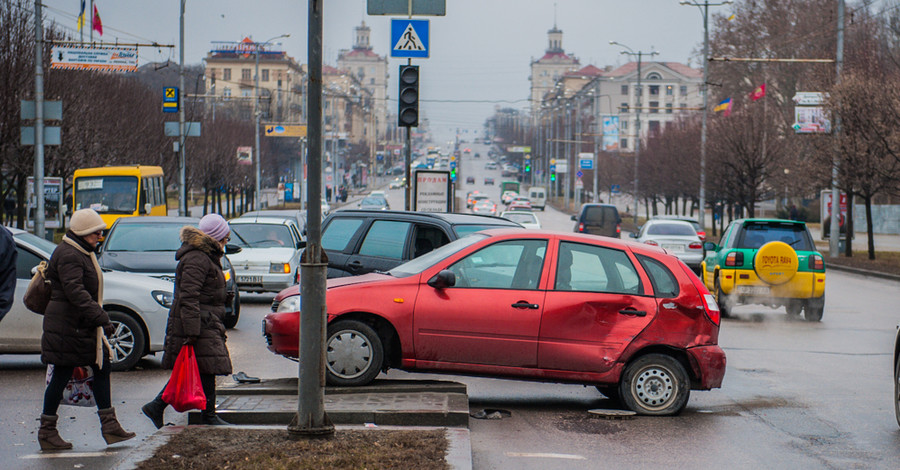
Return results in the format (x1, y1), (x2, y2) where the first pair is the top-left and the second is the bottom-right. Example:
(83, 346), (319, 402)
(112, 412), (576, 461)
(529, 25), (581, 113)
(337, 22), (390, 139)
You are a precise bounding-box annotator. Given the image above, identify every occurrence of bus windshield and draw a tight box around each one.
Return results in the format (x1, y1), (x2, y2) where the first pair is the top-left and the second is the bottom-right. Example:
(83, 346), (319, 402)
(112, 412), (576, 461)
(74, 176), (138, 214)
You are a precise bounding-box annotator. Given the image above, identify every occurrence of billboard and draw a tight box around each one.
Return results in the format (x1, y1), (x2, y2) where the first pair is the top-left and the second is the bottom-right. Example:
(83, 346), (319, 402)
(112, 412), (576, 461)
(236, 146), (252, 165)
(412, 170), (452, 212)
(26, 177), (63, 229)
(792, 92), (831, 134)
(51, 46), (138, 72)
(602, 116), (620, 151)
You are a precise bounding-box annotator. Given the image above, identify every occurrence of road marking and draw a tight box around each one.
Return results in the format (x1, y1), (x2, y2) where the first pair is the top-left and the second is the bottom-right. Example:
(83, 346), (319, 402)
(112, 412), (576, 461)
(505, 452), (587, 460)
(20, 451), (117, 459)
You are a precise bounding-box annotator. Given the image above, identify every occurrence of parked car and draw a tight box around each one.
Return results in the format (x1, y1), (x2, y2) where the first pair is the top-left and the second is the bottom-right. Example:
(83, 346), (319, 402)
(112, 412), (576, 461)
(572, 204), (622, 238)
(466, 176), (476, 184)
(472, 200), (498, 216)
(264, 229), (726, 415)
(484, 162), (498, 170)
(651, 215), (705, 241)
(389, 177), (406, 189)
(358, 196), (390, 211)
(321, 198), (332, 216)
(3, 228), (175, 370)
(701, 218), (825, 320)
(500, 211), (541, 229)
(227, 216), (306, 293)
(97, 216), (241, 329)
(632, 220), (704, 270)
(484, 177), (495, 185)
(470, 194), (490, 208)
(239, 210), (306, 234)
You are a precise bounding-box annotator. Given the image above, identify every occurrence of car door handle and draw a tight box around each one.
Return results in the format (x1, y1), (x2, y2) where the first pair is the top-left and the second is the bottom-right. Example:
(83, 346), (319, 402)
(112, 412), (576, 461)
(618, 308), (646, 317)
(347, 261), (363, 271)
(512, 302), (540, 309)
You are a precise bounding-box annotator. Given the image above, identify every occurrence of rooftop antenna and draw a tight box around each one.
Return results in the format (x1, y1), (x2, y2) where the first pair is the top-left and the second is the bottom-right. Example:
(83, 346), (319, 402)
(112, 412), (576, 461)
(554, 2), (558, 29)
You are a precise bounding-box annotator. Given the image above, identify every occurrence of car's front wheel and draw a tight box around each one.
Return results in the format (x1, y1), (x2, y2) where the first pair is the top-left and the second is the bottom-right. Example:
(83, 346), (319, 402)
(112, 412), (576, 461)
(620, 354), (690, 416)
(107, 310), (146, 371)
(325, 320), (384, 386)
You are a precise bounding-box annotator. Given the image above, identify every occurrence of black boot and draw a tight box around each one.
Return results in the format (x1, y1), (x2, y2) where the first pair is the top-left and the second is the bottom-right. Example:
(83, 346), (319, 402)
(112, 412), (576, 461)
(200, 411), (231, 425)
(141, 398), (167, 429)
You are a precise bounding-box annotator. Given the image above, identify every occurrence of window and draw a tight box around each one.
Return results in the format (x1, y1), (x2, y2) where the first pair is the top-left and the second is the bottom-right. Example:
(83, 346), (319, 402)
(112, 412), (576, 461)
(322, 218), (364, 251)
(359, 221), (412, 259)
(636, 255), (679, 298)
(649, 85), (660, 96)
(648, 121), (661, 136)
(555, 242), (642, 294)
(621, 85), (628, 95)
(16, 247), (43, 279)
(619, 102), (629, 113)
(649, 101), (659, 114)
(241, 68), (251, 81)
(666, 85), (674, 96)
(223, 68), (231, 81)
(646, 72), (662, 80)
(241, 89), (252, 97)
(620, 138), (628, 149)
(261, 69), (269, 82)
(447, 239), (547, 290)
(666, 103), (674, 114)
(680, 85), (687, 96)
(621, 120), (628, 129)
(223, 87), (231, 98)
(370, 78), (375, 85)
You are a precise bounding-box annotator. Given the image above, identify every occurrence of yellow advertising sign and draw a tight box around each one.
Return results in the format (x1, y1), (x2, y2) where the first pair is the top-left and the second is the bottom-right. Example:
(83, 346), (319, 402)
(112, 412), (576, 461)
(264, 124), (307, 137)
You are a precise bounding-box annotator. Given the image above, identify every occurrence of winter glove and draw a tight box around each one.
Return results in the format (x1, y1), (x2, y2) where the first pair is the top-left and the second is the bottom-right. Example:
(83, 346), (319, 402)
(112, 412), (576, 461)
(102, 323), (116, 337)
(183, 335), (198, 346)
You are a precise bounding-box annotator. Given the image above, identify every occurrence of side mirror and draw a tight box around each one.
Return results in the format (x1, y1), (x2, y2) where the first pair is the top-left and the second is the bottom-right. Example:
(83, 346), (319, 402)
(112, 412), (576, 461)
(225, 244), (242, 255)
(570, 215), (577, 221)
(427, 270), (456, 289)
(703, 242), (717, 251)
(297, 240), (307, 249)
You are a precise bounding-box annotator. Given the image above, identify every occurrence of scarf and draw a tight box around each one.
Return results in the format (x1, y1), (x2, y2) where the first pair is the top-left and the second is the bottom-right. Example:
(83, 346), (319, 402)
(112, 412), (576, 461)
(62, 235), (111, 367)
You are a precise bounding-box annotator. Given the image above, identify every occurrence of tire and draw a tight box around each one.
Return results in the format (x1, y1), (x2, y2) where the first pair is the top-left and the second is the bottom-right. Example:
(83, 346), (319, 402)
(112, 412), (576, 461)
(785, 300), (803, 317)
(107, 310), (146, 372)
(804, 296), (825, 322)
(895, 356), (900, 429)
(325, 320), (384, 386)
(715, 276), (732, 319)
(224, 290), (241, 329)
(619, 354), (690, 416)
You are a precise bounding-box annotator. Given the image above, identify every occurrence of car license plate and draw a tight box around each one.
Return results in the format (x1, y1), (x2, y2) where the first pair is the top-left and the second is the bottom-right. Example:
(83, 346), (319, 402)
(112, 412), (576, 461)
(737, 286), (770, 296)
(239, 276), (262, 283)
(663, 244), (684, 253)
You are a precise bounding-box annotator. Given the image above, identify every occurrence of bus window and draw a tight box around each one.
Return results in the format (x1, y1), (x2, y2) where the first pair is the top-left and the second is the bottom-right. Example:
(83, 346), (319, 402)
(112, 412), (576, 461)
(75, 176), (138, 214)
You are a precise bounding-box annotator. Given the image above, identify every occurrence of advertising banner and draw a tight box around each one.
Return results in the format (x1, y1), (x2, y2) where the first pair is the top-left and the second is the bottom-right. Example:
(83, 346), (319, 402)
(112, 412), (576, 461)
(602, 116), (620, 151)
(26, 177), (63, 229)
(51, 46), (138, 72)
(412, 170), (452, 212)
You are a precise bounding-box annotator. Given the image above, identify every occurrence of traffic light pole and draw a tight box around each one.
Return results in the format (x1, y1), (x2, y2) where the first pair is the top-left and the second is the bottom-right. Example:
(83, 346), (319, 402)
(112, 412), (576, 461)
(404, 59), (412, 211)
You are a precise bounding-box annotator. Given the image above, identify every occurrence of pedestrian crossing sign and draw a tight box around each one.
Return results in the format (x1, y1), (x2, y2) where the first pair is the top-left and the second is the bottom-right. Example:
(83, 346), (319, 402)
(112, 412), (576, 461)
(391, 19), (429, 58)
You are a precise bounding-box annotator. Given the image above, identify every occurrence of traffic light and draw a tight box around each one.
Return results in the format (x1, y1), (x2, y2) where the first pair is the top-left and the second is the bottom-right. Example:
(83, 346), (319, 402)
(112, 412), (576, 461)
(550, 169), (556, 182)
(525, 162), (531, 172)
(398, 65), (419, 127)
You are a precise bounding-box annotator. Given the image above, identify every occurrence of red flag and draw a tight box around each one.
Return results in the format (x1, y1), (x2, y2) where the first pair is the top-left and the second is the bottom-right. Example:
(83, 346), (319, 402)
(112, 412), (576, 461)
(92, 4), (103, 36)
(750, 83), (766, 101)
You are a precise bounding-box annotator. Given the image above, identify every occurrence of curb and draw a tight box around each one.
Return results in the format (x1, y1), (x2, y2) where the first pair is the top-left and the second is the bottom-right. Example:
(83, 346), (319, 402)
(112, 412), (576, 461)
(825, 262), (900, 282)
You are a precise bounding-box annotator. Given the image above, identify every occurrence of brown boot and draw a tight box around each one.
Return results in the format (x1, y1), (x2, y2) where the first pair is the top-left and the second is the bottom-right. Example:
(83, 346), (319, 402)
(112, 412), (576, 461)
(38, 414), (73, 450)
(97, 407), (136, 445)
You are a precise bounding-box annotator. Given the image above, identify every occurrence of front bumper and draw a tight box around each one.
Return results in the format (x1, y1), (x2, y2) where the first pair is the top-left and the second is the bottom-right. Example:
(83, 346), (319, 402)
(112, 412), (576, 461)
(236, 270), (295, 293)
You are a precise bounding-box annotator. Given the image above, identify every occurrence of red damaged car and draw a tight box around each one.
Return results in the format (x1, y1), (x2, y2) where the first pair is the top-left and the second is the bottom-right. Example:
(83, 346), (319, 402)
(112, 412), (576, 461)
(264, 230), (725, 415)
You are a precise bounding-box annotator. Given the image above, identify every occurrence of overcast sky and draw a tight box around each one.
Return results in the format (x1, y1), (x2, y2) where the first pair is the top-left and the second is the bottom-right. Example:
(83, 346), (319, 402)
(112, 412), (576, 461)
(41, 0), (733, 143)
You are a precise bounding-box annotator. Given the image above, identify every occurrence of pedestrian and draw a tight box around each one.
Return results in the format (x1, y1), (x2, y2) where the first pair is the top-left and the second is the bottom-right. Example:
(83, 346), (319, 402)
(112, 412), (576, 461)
(3, 194), (15, 225)
(39, 209), (135, 450)
(141, 214), (234, 428)
(0, 225), (16, 322)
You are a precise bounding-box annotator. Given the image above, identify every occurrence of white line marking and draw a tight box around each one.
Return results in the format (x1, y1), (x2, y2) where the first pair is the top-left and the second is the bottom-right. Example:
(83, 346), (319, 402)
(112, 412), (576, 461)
(505, 452), (587, 460)
(20, 451), (118, 459)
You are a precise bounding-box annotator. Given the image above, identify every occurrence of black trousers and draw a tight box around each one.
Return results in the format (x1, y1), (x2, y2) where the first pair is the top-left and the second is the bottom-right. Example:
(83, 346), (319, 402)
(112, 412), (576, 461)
(156, 373), (217, 412)
(43, 356), (112, 415)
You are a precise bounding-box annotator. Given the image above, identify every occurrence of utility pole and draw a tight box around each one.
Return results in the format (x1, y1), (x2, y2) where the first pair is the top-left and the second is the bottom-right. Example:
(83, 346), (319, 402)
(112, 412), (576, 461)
(178, 0), (187, 216)
(254, 41), (262, 211)
(33, 0), (45, 237)
(830, 0), (845, 256)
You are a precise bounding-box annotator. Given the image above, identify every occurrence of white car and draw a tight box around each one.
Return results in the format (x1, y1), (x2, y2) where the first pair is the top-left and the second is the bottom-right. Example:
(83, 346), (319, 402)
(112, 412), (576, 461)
(500, 211), (541, 229)
(631, 219), (704, 269)
(321, 198), (332, 216)
(369, 190), (387, 198)
(227, 217), (305, 293)
(2, 228), (174, 371)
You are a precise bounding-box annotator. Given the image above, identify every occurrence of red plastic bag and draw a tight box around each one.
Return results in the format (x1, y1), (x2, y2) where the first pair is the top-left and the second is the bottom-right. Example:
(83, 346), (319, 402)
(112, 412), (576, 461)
(161, 345), (207, 412)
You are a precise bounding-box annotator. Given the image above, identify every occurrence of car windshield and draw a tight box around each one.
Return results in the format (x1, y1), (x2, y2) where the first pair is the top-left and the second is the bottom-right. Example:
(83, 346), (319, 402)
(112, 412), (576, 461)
(14, 231), (58, 255)
(503, 213), (536, 224)
(360, 197), (386, 207)
(229, 223), (294, 248)
(646, 223), (696, 237)
(388, 234), (486, 278)
(739, 222), (814, 250)
(105, 223), (188, 251)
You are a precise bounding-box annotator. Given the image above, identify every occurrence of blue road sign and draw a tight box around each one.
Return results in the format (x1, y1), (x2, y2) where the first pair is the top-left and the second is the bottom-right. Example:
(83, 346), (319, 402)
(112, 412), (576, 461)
(580, 158), (593, 170)
(163, 87), (179, 113)
(611, 184), (621, 194)
(576, 170), (584, 178)
(391, 19), (429, 58)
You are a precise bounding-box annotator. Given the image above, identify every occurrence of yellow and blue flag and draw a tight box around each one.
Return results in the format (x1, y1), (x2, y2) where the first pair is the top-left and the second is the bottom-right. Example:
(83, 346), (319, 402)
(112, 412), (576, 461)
(713, 97), (733, 116)
(76, 0), (85, 31)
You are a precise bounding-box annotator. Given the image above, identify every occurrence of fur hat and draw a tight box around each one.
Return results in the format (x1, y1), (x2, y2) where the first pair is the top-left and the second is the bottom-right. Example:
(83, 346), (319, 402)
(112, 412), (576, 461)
(70, 209), (106, 236)
(198, 213), (230, 241)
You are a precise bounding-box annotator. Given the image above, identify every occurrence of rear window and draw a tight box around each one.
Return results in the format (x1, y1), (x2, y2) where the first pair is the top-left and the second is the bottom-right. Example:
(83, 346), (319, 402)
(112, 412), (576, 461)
(647, 223), (696, 237)
(738, 222), (813, 250)
(636, 254), (679, 298)
(583, 206), (618, 224)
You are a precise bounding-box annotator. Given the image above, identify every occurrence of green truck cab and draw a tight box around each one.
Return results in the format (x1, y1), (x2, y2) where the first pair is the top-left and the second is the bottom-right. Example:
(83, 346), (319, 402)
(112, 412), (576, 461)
(701, 218), (826, 321)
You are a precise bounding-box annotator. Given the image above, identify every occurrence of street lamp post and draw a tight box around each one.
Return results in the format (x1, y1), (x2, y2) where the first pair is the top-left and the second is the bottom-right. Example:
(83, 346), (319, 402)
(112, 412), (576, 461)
(680, 0), (733, 231)
(610, 41), (658, 224)
(254, 34), (290, 211)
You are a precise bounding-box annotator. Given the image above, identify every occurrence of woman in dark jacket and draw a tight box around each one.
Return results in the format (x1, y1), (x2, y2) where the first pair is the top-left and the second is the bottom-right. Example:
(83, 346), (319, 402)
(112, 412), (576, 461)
(39, 209), (135, 450)
(142, 213), (233, 427)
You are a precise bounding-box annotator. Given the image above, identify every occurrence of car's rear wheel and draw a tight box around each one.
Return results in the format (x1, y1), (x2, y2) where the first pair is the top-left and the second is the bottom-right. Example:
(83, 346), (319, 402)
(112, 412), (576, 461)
(619, 354), (690, 416)
(804, 296), (825, 322)
(785, 300), (803, 317)
(715, 276), (732, 319)
(107, 310), (146, 372)
(326, 320), (384, 386)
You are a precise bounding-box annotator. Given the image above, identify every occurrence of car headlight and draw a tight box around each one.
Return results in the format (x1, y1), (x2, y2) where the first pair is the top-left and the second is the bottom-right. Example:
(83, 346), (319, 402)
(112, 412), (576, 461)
(276, 295), (301, 313)
(152, 290), (174, 308)
(270, 263), (291, 274)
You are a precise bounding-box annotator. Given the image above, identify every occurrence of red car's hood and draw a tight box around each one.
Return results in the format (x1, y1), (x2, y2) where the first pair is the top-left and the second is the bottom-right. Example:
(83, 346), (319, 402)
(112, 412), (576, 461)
(273, 272), (394, 302)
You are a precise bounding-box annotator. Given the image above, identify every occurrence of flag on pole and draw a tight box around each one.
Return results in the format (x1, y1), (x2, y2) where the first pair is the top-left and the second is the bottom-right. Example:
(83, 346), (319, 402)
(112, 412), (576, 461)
(750, 83), (766, 101)
(713, 97), (733, 116)
(727, 14), (736, 21)
(76, 0), (86, 31)
(92, 4), (103, 36)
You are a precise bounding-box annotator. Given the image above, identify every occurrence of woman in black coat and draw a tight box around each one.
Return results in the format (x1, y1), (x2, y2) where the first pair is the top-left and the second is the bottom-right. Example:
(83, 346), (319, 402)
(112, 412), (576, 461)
(142, 214), (233, 427)
(39, 209), (135, 450)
